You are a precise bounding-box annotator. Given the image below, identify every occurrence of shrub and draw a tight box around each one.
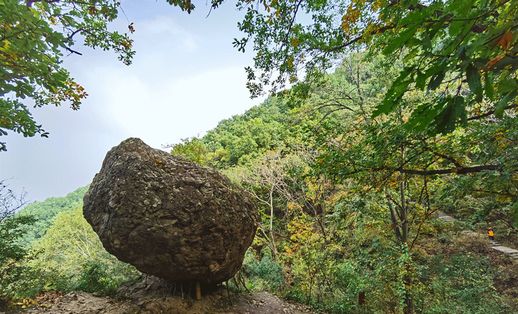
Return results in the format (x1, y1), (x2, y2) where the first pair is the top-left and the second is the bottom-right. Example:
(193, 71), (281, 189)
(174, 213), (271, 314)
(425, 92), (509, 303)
(0, 214), (35, 305)
(23, 208), (140, 296)
(242, 250), (285, 291)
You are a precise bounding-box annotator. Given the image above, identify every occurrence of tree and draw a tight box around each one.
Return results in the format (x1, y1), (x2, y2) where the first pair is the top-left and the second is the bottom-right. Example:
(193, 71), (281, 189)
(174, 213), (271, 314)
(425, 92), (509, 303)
(0, 180), (33, 306)
(298, 53), (517, 313)
(28, 207), (139, 295)
(166, 52), (516, 310)
(0, 180), (25, 221)
(4, 0), (515, 151)
(170, 137), (211, 166)
(17, 185), (88, 245)
(0, 0), (136, 151)
(231, 0), (517, 133)
(228, 150), (309, 259)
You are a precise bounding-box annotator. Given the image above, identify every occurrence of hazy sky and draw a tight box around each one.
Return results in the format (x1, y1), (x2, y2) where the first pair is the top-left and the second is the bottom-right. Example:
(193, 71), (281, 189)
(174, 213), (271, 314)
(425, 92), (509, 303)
(1, 0), (263, 202)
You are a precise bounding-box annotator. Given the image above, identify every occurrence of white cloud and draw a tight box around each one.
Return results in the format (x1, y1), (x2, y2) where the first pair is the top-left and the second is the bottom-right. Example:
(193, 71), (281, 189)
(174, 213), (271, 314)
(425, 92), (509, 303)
(77, 13), (261, 149)
(1, 4), (264, 202)
(136, 15), (198, 52)
(86, 65), (259, 149)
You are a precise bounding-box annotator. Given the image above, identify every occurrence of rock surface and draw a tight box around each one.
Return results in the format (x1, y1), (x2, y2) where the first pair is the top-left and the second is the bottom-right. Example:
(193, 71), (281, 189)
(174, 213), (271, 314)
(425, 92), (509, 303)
(83, 138), (257, 284)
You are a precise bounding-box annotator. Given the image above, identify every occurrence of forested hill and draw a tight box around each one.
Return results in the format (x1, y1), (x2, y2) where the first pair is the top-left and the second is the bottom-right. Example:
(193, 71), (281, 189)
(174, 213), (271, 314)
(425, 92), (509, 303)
(172, 97), (298, 168)
(171, 89), (326, 169)
(18, 186), (88, 244)
(2, 0), (517, 311)
(170, 55), (518, 312)
(1, 55), (516, 313)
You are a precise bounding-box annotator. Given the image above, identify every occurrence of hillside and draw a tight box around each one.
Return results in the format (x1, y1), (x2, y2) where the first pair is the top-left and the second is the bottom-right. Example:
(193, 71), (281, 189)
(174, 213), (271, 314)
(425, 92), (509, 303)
(2, 1), (517, 313)
(17, 186), (89, 245)
(170, 55), (518, 312)
(1, 54), (517, 313)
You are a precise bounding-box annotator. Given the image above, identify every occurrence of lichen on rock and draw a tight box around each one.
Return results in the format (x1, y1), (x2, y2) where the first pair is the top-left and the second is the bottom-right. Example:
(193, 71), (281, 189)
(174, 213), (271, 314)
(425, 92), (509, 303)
(83, 138), (257, 284)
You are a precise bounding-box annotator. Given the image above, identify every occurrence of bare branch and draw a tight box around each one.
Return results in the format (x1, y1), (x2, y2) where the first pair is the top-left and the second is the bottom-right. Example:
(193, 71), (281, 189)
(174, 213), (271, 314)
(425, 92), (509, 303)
(0, 180), (27, 222)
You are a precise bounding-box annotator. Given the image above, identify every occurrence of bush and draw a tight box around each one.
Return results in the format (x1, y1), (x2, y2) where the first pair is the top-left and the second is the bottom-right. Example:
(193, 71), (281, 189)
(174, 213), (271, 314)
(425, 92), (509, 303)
(242, 250), (285, 291)
(77, 261), (126, 295)
(0, 215), (35, 305)
(20, 208), (140, 297)
(419, 254), (508, 313)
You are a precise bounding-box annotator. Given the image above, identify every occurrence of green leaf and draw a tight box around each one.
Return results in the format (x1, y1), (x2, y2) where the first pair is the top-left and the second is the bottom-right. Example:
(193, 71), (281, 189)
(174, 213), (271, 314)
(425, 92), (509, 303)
(427, 71), (445, 90)
(382, 27), (417, 55)
(405, 101), (444, 131)
(375, 83), (409, 116)
(494, 92), (514, 118)
(415, 71), (427, 90)
(466, 64), (482, 101)
(484, 73), (494, 100)
(434, 95), (465, 133)
(373, 68), (413, 116)
(422, 35), (432, 50)
(498, 77), (517, 94)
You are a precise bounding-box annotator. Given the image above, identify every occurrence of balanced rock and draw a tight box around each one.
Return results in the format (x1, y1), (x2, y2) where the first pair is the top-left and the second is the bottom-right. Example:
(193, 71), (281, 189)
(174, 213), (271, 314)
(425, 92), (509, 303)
(83, 138), (257, 284)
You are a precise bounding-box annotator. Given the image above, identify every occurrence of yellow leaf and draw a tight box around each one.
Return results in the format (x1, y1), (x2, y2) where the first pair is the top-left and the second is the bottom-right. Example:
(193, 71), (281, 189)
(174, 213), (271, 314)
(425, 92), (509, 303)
(290, 37), (300, 48)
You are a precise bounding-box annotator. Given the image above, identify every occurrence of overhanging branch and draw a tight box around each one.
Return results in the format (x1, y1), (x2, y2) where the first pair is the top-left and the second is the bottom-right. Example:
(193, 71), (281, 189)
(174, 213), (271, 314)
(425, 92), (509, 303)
(389, 164), (501, 175)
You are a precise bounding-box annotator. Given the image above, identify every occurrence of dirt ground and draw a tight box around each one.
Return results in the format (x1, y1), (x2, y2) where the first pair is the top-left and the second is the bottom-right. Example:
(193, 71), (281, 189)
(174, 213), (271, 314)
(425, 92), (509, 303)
(20, 291), (312, 314)
(16, 277), (313, 314)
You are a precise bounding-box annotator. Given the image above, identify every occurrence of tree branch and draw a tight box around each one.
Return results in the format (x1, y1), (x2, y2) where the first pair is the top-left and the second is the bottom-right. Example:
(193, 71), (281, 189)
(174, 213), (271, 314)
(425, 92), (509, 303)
(390, 164), (501, 175)
(467, 104), (517, 121)
(65, 46), (83, 56)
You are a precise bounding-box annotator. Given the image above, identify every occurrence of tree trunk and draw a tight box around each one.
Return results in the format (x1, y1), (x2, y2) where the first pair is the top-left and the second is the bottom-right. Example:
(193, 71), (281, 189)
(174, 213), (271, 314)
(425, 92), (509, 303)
(269, 185), (278, 258)
(386, 180), (414, 314)
(403, 274), (414, 314)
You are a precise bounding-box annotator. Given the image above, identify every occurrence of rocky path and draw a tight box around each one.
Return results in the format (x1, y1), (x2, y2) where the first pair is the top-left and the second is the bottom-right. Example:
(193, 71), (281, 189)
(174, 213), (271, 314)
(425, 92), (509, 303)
(490, 241), (518, 259)
(437, 211), (518, 260)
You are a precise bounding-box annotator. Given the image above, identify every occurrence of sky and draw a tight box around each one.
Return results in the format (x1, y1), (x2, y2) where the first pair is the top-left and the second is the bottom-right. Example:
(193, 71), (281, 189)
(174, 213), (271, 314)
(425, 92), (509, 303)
(1, 0), (264, 203)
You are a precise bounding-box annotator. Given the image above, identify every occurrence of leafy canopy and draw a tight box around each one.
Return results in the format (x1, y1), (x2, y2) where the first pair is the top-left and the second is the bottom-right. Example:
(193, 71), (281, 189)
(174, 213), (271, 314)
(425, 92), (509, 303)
(17, 186), (88, 244)
(0, 0), (135, 151)
(0, 181), (34, 303)
(231, 0), (517, 133)
(27, 207), (139, 295)
(169, 52), (516, 311)
(4, 0), (514, 151)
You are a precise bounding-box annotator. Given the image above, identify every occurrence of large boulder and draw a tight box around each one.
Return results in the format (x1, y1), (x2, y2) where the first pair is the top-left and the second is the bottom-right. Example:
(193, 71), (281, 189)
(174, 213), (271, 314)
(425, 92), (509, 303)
(83, 138), (257, 284)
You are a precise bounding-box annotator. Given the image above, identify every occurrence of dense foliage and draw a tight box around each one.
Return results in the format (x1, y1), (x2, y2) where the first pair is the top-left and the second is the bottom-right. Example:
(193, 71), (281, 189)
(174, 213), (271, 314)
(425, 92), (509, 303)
(0, 181), (33, 307)
(4, 0), (516, 151)
(2, 0), (517, 312)
(1, 52), (516, 311)
(0, 186), (139, 305)
(17, 186), (88, 244)
(232, 0), (517, 135)
(0, 0), (138, 151)
(172, 53), (517, 312)
(26, 207), (139, 296)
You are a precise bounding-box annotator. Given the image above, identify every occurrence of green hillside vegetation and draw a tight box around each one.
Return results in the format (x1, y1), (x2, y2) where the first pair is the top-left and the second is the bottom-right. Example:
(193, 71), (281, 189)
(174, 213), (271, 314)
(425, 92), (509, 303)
(1, 187), (139, 303)
(1, 0), (516, 312)
(1, 55), (516, 312)
(18, 186), (89, 244)
(25, 207), (139, 296)
(170, 54), (517, 312)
